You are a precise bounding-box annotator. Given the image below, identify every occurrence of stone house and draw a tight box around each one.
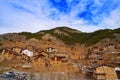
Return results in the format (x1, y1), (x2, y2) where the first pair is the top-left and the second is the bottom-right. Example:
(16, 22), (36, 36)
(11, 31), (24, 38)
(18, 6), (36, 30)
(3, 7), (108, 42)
(32, 57), (46, 68)
(50, 56), (62, 66)
(92, 47), (100, 54)
(34, 48), (43, 56)
(15, 54), (22, 62)
(50, 55), (69, 72)
(46, 47), (57, 53)
(93, 65), (118, 80)
(50, 52), (68, 66)
(12, 46), (23, 54)
(26, 45), (36, 52)
(108, 44), (115, 49)
(20, 54), (30, 63)
(104, 44), (116, 53)
(2, 48), (14, 61)
(40, 51), (49, 58)
(89, 54), (100, 59)
(88, 54), (103, 65)
(32, 54), (49, 68)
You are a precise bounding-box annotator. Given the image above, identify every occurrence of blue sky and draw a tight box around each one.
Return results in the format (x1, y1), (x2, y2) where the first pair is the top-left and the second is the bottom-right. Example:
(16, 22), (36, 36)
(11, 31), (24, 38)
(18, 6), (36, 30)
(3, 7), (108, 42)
(0, 0), (120, 34)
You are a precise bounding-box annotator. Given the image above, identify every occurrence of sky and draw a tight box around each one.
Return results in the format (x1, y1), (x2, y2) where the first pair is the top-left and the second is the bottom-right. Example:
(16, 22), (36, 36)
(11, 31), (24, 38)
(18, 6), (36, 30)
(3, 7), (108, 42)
(0, 0), (120, 34)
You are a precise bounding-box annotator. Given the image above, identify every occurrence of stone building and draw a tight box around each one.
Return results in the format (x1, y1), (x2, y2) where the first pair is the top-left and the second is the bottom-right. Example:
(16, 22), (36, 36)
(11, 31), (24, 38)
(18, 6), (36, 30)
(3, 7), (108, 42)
(32, 57), (46, 68)
(92, 47), (100, 54)
(93, 65), (118, 80)
(50, 52), (68, 66)
(26, 45), (36, 52)
(46, 47), (57, 53)
(40, 51), (49, 58)
(12, 46), (23, 54)
(32, 54), (49, 68)
(2, 48), (14, 61)
(21, 54), (30, 62)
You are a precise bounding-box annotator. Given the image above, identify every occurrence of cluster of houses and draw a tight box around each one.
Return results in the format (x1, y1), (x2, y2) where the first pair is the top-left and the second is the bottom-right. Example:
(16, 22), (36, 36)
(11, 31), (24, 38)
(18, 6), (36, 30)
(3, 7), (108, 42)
(86, 44), (120, 80)
(82, 43), (120, 80)
(86, 43), (120, 66)
(0, 44), (120, 80)
(0, 45), (69, 70)
(91, 43), (120, 54)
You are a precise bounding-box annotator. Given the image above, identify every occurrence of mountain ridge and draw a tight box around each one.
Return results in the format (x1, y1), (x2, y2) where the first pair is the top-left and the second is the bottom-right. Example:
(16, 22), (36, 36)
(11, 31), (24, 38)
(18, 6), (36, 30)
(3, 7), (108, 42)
(0, 27), (120, 46)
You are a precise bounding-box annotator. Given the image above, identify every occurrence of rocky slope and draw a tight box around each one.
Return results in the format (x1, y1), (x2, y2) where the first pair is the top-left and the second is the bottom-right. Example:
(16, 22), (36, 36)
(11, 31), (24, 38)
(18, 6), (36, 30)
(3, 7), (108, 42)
(0, 27), (120, 62)
(0, 27), (120, 45)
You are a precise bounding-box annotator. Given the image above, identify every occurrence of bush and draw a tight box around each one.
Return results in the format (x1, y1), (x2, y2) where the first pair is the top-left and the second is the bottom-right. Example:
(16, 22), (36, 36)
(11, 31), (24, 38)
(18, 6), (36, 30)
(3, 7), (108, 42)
(18, 28), (120, 46)
(18, 32), (43, 39)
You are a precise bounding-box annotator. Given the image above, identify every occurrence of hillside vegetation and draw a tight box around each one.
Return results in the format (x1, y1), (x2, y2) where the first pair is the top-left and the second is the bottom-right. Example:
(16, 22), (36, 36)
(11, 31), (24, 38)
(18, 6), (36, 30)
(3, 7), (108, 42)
(18, 27), (120, 46)
(19, 32), (43, 39)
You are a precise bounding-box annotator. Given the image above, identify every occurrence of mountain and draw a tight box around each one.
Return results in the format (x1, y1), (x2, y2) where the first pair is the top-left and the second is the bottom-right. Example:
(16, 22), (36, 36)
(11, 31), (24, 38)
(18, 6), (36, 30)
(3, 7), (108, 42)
(0, 27), (120, 46)
(0, 26), (120, 67)
(17, 27), (120, 45)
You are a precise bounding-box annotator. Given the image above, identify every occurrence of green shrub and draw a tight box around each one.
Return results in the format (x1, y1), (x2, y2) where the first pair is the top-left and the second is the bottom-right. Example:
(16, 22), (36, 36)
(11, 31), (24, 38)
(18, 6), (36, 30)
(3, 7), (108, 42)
(18, 32), (43, 39)
(18, 28), (120, 46)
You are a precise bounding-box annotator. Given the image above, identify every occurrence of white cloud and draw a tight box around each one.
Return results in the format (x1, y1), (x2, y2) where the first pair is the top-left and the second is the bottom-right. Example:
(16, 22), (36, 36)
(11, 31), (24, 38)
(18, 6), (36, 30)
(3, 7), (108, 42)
(0, 0), (120, 34)
(100, 8), (120, 29)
